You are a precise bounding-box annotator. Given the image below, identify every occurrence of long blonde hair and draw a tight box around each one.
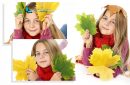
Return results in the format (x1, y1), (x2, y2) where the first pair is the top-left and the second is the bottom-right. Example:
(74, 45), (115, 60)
(96, 5), (129, 64)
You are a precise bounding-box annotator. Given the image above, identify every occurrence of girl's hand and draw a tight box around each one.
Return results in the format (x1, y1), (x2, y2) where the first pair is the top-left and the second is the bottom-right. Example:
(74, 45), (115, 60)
(15, 14), (23, 29)
(26, 69), (38, 81)
(42, 14), (54, 30)
(50, 72), (62, 81)
(82, 29), (93, 48)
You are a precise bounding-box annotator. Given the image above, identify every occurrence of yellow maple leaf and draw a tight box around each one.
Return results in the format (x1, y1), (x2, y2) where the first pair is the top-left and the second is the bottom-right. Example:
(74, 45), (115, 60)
(13, 55), (37, 80)
(36, 2), (59, 21)
(88, 66), (114, 80)
(88, 48), (121, 80)
(89, 48), (120, 67)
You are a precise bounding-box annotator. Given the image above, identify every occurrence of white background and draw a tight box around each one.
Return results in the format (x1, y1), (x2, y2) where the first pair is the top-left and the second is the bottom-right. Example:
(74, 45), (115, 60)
(0, 0), (130, 85)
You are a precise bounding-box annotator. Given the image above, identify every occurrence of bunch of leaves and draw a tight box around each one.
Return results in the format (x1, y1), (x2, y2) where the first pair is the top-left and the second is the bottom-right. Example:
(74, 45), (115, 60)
(75, 13), (96, 35)
(13, 55), (37, 80)
(52, 53), (75, 80)
(88, 48), (121, 80)
(15, 2), (26, 16)
(36, 2), (59, 21)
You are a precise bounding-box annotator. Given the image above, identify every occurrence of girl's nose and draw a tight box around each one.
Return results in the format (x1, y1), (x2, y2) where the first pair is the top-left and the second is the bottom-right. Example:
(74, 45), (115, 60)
(40, 54), (45, 59)
(30, 22), (35, 28)
(105, 20), (110, 26)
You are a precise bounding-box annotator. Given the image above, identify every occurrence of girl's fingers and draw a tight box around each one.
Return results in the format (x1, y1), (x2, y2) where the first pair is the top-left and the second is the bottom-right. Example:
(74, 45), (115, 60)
(26, 69), (34, 75)
(55, 72), (62, 78)
(43, 14), (53, 28)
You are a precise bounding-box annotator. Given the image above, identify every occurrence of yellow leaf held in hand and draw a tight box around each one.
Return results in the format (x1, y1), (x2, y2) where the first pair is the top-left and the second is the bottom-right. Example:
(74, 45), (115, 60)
(88, 66), (115, 80)
(36, 2), (59, 21)
(13, 55), (37, 80)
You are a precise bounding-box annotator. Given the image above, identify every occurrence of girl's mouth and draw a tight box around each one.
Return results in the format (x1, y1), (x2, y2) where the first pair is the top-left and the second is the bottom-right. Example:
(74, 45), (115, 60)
(40, 61), (47, 63)
(28, 29), (37, 32)
(103, 27), (109, 30)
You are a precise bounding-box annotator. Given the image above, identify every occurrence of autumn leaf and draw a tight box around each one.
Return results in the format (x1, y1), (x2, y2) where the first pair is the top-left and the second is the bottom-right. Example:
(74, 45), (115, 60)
(75, 13), (96, 35)
(52, 53), (75, 80)
(88, 48), (121, 80)
(13, 55), (37, 80)
(88, 66), (114, 80)
(36, 2), (59, 21)
(89, 48), (120, 67)
(15, 2), (26, 16)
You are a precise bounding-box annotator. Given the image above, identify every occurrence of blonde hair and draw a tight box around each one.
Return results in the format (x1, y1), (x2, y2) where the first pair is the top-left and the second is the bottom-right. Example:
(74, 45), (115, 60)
(31, 39), (62, 64)
(96, 5), (129, 64)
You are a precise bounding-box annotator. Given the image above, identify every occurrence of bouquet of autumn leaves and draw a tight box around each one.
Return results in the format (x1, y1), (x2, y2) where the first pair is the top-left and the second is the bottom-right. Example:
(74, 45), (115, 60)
(87, 46), (122, 80)
(15, 2), (59, 21)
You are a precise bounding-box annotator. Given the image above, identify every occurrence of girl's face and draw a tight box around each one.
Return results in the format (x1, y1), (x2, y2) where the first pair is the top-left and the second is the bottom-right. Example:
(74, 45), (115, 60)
(99, 10), (116, 35)
(24, 12), (41, 36)
(35, 43), (51, 68)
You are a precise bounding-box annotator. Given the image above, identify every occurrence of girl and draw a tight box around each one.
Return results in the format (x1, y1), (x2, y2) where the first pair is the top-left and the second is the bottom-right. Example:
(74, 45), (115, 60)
(13, 2), (65, 39)
(26, 39), (63, 81)
(77, 5), (129, 77)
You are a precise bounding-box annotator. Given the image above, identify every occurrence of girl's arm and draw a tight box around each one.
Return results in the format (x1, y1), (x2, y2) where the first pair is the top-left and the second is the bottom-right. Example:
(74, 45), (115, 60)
(82, 43), (93, 66)
(40, 28), (52, 39)
(13, 29), (23, 39)
(40, 15), (53, 39)
(81, 30), (93, 66)
(113, 39), (129, 77)
(13, 14), (24, 39)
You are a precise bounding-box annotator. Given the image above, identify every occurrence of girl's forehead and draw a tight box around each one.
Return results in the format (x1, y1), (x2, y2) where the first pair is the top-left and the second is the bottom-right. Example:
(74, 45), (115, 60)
(36, 43), (47, 50)
(25, 12), (38, 19)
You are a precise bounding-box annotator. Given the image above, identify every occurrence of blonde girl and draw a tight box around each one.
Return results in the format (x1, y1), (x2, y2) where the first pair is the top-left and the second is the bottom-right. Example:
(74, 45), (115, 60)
(26, 39), (63, 81)
(7, 2), (65, 43)
(78, 5), (129, 77)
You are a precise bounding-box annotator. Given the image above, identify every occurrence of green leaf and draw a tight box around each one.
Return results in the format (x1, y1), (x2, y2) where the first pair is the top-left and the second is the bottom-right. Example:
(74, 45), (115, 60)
(101, 44), (111, 50)
(75, 13), (96, 35)
(15, 2), (26, 16)
(52, 53), (75, 80)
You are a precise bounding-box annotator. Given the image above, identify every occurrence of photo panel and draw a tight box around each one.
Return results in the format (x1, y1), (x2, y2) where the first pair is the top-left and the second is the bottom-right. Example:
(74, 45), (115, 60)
(12, 39), (75, 81)
(3, 1), (67, 45)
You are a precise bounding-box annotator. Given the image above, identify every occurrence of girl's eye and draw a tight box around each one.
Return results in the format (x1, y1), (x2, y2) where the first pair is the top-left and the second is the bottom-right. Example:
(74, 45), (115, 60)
(102, 17), (107, 20)
(111, 21), (115, 24)
(45, 51), (49, 54)
(43, 51), (49, 55)
(34, 19), (40, 23)
(24, 20), (30, 23)
(35, 53), (40, 56)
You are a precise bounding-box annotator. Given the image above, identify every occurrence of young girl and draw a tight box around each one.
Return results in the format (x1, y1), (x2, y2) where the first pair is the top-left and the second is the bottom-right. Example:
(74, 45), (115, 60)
(77, 5), (129, 77)
(26, 39), (63, 81)
(13, 2), (65, 39)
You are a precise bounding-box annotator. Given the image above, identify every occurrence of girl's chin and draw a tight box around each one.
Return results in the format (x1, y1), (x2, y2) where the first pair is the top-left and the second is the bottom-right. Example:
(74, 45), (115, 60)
(40, 65), (50, 68)
(28, 33), (39, 36)
(100, 31), (111, 35)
